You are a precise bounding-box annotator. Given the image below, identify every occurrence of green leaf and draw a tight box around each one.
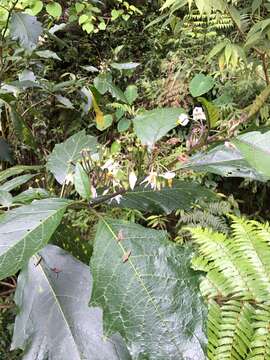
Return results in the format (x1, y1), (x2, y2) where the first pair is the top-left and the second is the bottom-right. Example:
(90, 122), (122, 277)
(13, 188), (50, 204)
(47, 130), (98, 185)
(90, 219), (207, 359)
(55, 95), (74, 108)
(11, 245), (131, 359)
(207, 41), (227, 61)
(189, 74), (215, 97)
(36, 50), (61, 61)
(181, 142), (267, 181)
(117, 118), (131, 132)
(108, 83), (127, 103)
(198, 97), (219, 128)
(228, 6), (242, 31)
(252, 0), (263, 13)
(133, 107), (186, 147)
(27, 0), (43, 16)
(117, 180), (216, 214)
(124, 85), (138, 105)
(9, 106), (37, 149)
(0, 190), (12, 207)
(111, 62), (140, 70)
(232, 130), (270, 179)
(0, 174), (36, 192)
(0, 198), (69, 280)
(94, 72), (112, 95)
(0, 165), (42, 184)
(74, 163), (91, 200)
(9, 12), (42, 50)
(46, 2), (62, 18)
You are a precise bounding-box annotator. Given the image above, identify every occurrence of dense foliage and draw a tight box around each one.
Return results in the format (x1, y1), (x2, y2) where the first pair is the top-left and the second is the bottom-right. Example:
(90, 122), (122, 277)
(1, 0), (270, 359)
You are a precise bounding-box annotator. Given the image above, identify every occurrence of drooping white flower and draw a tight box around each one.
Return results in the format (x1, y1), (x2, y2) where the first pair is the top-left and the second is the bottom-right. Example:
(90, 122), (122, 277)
(177, 113), (189, 126)
(65, 172), (74, 185)
(160, 172), (176, 180)
(193, 107), (206, 121)
(141, 171), (158, 190)
(129, 171), (137, 190)
(109, 194), (123, 204)
(91, 185), (98, 198)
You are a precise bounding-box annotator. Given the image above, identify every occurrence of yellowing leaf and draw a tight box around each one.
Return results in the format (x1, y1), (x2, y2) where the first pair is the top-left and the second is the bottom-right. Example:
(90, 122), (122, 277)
(91, 94), (104, 128)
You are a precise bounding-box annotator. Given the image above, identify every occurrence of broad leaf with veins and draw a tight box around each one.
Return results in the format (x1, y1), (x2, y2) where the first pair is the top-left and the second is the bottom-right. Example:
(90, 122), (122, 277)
(117, 180), (216, 214)
(90, 219), (207, 360)
(47, 130), (97, 185)
(0, 198), (69, 280)
(11, 245), (131, 360)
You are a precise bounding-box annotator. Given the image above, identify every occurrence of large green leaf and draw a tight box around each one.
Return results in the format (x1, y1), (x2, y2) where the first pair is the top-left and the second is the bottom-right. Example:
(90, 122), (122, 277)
(181, 143), (267, 181)
(9, 12), (43, 50)
(117, 180), (216, 214)
(0, 198), (69, 280)
(0, 173), (36, 192)
(232, 130), (270, 179)
(11, 245), (131, 360)
(47, 130), (98, 185)
(94, 72), (113, 95)
(0, 165), (42, 184)
(90, 219), (207, 359)
(189, 74), (215, 97)
(133, 108), (185, 147)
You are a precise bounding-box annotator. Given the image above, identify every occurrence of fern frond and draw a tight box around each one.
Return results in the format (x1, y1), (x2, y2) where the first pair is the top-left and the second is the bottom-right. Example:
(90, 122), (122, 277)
(191, 217), (270, 359)
(248, 303), (270, 359)
(208, 300), (255, 360)
(190, 227), (254, 299)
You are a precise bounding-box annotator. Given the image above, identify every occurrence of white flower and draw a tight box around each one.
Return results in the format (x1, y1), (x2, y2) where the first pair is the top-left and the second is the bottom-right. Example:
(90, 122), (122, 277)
(225, 141), (237, 150)
(177, 113), (189, 126)
(193, 107), (206, 121)
(65, 173), (74, 185)
(102, 159), (115, 171)
(141, 171), (158, 190)
(109, 194), (123, 204)
(129, 171), (137, 190)
(160, 172), (176, 180)
(91, 185), (97, 198)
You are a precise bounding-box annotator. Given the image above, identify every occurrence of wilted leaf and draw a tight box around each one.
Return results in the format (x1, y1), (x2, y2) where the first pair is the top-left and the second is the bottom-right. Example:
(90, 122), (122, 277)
(11, 245), (131, 360)
(0, 198), (69, 280)
(47, 130), (98, 184)
(9, 12), (42, 50)
(90, 219), (207, 359)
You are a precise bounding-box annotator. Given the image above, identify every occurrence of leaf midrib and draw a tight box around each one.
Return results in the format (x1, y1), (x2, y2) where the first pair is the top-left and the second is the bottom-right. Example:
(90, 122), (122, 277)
(35, 255), (83, 359)
(101, 217), (184, 356)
